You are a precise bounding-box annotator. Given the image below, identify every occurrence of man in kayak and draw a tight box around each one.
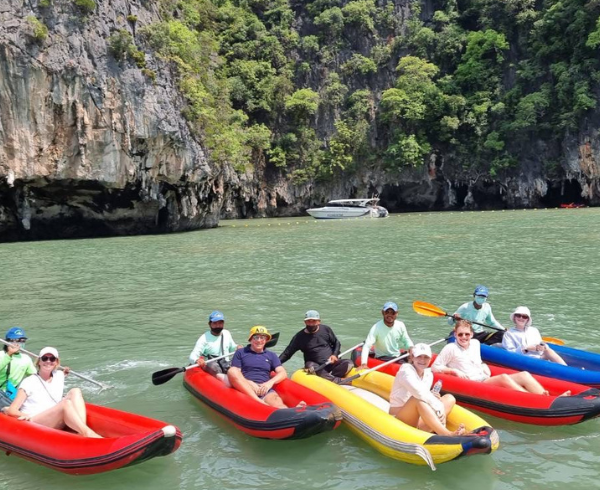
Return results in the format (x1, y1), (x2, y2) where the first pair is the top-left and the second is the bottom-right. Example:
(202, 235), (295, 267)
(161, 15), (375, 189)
(448, 285), (505, 344)
(189, 311), (242, 378)
(359, 301), (414, 369)
(229, 326), (296, 408)
(0, 328), (36, 408)
(279, 310), (353, 384)
(502, 306), (567, 365)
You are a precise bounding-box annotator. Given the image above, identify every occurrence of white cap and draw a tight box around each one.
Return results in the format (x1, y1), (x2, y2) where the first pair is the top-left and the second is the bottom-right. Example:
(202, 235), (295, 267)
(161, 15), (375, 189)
(39, 346), (59, 358)
(304, 310), (320, 320)
(412, 343), (432, 358)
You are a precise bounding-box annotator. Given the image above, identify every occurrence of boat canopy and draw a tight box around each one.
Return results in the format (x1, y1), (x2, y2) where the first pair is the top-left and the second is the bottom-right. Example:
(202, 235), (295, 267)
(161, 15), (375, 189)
(325, 199), (380, 208)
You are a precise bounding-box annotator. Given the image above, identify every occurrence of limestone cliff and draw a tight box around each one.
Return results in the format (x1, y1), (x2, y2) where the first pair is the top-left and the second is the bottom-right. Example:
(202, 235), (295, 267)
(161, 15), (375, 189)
(0, 0), (599, 242)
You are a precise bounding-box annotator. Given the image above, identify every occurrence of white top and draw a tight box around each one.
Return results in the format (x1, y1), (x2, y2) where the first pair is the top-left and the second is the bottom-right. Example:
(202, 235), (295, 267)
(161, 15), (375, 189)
(19, 371), (65, 417)
(431, 339), (490, 381)
(502, 326), (543, 357)
(189, 330), (238, 364)
(389, 363), (443, 414)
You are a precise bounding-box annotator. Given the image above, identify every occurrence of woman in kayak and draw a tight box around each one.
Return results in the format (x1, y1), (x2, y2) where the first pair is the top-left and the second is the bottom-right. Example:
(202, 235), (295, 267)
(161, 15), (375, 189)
(502, 306), (567, 365)
(6, 347), (102, 437)
(433, 320), (559, 395)
(389, 343), (466, 436)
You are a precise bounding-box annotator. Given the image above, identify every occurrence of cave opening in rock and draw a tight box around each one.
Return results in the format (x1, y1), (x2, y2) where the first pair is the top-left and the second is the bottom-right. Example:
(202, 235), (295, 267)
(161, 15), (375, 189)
(540, 179), (586, 207)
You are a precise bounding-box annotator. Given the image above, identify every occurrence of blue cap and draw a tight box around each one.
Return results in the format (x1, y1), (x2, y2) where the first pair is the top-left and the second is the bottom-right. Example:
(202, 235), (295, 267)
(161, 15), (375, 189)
(474, 285), (489, 297)
(5, 327), (27, 340)
(382, 301), (398, 312)
(208, 310), (225, 322)
(304, 310), (320, 320)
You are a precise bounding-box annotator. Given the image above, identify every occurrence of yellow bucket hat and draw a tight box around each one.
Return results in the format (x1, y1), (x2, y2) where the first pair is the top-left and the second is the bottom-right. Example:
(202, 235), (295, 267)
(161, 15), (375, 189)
(248, 325), (272, 342)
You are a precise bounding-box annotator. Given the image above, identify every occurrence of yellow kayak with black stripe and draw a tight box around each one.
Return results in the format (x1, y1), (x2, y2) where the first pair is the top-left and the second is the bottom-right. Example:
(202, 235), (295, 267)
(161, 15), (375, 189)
(291, 369), (499, 470)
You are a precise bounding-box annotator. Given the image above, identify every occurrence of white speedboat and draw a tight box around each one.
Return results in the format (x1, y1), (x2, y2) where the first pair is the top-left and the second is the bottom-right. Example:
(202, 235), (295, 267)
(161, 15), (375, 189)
(306, 199), (389, 219)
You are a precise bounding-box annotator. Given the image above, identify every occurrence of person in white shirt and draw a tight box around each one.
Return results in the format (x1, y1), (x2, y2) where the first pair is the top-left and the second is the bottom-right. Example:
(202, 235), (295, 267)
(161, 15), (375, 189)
(433, 320), (551, 394)
(389, 343), (465, 436)
(6, 347), (101, 438)
(502, 306), (566, 365)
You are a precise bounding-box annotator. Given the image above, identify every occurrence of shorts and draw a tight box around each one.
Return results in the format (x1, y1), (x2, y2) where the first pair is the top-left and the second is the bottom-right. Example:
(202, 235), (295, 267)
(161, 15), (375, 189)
(259, 388), (276, 399)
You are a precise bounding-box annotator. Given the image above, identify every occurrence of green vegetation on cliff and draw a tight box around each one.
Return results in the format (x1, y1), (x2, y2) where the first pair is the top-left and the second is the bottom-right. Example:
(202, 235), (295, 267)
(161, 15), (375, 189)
(136, 0), (600, 180)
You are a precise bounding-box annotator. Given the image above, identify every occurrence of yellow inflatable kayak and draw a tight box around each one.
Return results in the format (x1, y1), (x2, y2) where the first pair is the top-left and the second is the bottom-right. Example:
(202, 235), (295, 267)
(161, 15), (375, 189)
(292, 369), (499, 469)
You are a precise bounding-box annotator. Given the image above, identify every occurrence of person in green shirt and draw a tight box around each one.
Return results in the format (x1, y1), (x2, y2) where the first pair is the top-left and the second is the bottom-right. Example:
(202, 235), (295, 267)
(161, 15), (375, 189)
(0, 327), (36, 406)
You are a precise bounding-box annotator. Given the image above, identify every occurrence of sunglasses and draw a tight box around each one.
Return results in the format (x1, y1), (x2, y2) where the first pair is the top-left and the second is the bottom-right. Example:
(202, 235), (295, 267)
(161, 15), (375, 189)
(251, 335), (268, 341)
(514, 314), (530, 320)
(9, 338), (27, 343)
(41, 355), (57, 362)
(456, 332), (472, 338)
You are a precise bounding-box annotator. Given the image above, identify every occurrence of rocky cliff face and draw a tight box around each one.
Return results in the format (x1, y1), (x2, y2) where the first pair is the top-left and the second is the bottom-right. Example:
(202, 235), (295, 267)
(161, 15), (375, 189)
(0, 0), (598, 242)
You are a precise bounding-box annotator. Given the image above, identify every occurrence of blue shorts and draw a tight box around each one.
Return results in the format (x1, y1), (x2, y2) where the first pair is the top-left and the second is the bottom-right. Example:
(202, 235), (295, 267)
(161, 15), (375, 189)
(259, 388), (276, 399)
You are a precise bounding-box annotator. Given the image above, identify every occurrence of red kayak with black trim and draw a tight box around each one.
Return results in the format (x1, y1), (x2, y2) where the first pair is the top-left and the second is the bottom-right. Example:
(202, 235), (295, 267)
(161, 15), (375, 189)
(183, 367), (341, 439)
(0, 404), (182, 475)
(352, 349), (600, 426)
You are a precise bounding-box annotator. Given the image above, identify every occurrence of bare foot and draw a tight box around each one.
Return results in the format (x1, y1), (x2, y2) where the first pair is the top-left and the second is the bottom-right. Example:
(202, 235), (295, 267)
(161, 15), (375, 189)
(452, 423), (466, 436)
(542, 390), (550, 396)
(84, 430), (103, 438)
(558, 390), (571, 397)
(296, 401), (307, 408)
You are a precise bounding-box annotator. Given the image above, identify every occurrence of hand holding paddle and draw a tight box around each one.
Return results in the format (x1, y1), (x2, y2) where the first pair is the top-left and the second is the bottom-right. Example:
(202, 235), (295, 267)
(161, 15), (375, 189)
(0, 339), (110, 391)
(152, 331), (280, 386)
(307, 342), (365, 375)
(412, 301), (565, 345)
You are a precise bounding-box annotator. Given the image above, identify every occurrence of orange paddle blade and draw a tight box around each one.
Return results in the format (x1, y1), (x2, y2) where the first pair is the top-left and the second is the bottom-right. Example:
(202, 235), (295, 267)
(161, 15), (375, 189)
(542, 336), (565, 346)
(412, 301), (449, 318)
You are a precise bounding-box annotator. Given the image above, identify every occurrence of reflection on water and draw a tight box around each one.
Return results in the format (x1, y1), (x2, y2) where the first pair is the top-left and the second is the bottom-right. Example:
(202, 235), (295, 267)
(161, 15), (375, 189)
(0, 208), (599, 489)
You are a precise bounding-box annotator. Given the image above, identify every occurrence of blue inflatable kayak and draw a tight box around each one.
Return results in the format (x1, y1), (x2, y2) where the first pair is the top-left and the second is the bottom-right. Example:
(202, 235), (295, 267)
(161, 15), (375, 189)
(480, 343), (600, 388)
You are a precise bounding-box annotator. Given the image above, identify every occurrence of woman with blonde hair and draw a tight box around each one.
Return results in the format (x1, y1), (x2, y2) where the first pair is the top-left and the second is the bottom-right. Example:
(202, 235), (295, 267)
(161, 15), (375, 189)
(6, 347), (101, 438)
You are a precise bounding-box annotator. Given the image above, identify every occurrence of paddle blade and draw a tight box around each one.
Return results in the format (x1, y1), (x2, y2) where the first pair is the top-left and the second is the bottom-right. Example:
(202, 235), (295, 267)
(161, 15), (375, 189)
(542, 336), (565, 346)
(412, 301), (449, 318)
(152, 367), (185, 386)
(266, 331), (280, 348)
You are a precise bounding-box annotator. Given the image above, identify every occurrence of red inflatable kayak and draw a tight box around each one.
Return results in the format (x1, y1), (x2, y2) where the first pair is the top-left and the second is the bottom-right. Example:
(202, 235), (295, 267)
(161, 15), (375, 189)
(353, 350), (600, 426)
(0, 404), (182, 474)
(183, 368), (341, 439)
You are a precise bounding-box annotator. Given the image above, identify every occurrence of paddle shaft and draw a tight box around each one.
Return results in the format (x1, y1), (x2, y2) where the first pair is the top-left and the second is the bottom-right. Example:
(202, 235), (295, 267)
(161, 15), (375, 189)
(312, 342), (365, 373)
(0, 339), (109, 389)
(345, 337), (449, 382)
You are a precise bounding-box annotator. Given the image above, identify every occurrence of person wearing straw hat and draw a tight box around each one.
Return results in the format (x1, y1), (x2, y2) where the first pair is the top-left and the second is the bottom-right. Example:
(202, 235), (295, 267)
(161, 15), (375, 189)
(6, 347), (102, 438)
(0, 327), (36, 406)
(189, 310), (242, 375)
(502, 306), (566, 365)
(359, 301), (414, 369)
(279, 310), (353, 383)
(228, 326), (294, 408)
(448, 285), (505, 345)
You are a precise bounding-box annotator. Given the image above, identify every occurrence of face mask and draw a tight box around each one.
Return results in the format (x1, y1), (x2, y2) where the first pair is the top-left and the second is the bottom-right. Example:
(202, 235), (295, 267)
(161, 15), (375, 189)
(306, 325), (319, 333)
(474, 296), (487, 305)
(210, 328), (223, 336)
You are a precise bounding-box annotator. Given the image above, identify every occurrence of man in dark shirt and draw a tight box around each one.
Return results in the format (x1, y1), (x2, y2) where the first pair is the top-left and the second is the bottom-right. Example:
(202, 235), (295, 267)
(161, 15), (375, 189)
(279, 310), (353, 383)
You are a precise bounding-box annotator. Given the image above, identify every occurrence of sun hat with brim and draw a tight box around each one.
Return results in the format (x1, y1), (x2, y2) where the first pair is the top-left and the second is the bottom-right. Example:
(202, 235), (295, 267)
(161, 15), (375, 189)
(510, 306), (532, 327)
(412, 343), (432, 358)
(39, 347), (59, 358)
(248, 326), (272, 342)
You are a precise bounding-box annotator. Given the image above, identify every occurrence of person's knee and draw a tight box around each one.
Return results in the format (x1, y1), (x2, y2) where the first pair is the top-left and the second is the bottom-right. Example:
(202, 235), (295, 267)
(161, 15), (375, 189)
(442, 394), (456, 405)
(67, 388), (83, 399)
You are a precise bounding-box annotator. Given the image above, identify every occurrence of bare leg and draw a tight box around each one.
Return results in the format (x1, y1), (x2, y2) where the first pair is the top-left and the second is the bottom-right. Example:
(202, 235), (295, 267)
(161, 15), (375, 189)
(227, 370), (265, 404)
(32, 398), (102, 438)
(391, 397), (459, 436)
(263, 391), (288, 409)
(543, 349), (567, 366)
(484, 372), (547, 395)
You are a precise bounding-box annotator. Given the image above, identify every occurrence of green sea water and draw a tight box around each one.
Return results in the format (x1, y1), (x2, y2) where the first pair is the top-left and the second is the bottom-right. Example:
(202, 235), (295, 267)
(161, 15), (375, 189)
(0, 208), (599, 490)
